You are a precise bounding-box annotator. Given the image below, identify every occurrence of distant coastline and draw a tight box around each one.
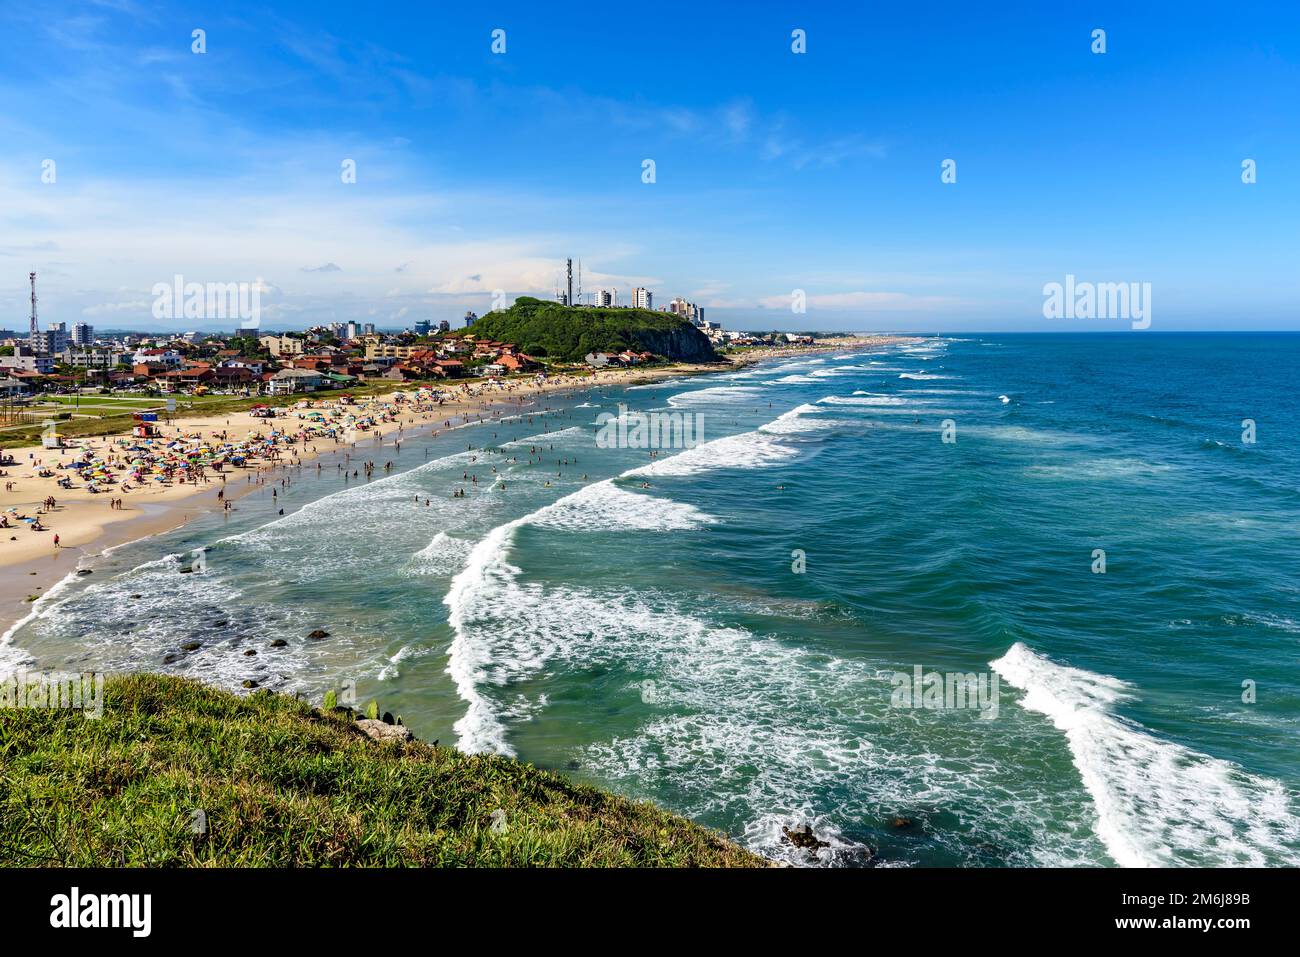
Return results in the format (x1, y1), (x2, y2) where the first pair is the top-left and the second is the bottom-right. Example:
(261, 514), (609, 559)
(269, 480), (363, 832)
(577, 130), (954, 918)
(0, 335), (903, 640)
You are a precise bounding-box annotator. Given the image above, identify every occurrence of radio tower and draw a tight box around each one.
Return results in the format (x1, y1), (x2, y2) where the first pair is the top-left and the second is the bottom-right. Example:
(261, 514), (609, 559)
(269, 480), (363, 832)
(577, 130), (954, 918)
(29, 272), (38, 345)
(566, 258), (573, 306)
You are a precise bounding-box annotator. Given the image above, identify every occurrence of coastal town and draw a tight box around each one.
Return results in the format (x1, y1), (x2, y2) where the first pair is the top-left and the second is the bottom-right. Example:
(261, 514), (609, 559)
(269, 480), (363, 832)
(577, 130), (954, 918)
(1, 274), (812, 402)
(0, 271), (868, 632)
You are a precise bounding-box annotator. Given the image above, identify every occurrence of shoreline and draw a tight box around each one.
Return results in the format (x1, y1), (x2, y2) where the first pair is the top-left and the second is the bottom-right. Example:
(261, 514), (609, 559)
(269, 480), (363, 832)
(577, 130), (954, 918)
(0, 336), (907, 638)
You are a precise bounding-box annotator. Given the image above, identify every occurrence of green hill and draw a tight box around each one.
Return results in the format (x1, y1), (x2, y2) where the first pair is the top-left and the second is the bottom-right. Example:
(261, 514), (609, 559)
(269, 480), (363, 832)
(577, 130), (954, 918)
(467, 297), (719, 363)
(0, 673), (761, 867)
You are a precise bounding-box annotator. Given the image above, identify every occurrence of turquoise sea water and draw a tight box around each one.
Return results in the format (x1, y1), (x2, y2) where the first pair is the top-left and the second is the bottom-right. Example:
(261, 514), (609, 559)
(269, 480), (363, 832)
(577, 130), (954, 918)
(5, 333), (1299, 867)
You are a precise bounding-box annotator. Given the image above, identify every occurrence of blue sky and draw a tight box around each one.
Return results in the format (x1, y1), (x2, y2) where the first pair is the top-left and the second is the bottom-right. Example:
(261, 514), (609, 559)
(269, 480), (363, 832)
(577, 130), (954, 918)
(1, 0), (1297, 332)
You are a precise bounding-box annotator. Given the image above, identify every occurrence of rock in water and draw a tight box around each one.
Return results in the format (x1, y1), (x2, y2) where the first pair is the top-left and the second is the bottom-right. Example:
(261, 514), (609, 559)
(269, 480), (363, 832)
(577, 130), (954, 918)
(307, 629), (329, 640)
(269, 639), (287, 648)
(356, 719), (414, 744)
(782, 824), (829, 850)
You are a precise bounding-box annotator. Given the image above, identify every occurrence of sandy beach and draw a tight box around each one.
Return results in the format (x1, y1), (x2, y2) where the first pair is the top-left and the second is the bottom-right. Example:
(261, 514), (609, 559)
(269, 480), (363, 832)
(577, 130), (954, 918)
(0, 337), (902, 634)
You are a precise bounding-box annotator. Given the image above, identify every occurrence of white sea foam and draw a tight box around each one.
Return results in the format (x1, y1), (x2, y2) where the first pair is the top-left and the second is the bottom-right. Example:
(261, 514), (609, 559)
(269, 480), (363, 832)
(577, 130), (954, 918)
(823, 395), (908, 406)
(992, 642), (1300, 867)
(445, 408), (817, 754)
(666, 385), (762, 408)
(1025, 458), (1173, 480)
(628, 430), (801, 476)
(532, 482), (716, 531)
(772, 374), (821, 384)
(758, 404), (841, 435)
(409, 531), (473, 576)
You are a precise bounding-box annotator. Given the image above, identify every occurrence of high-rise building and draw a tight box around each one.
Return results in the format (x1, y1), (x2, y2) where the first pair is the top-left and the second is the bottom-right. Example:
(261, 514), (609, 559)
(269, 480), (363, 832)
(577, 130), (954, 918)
(633, 287), (653, 310)
(362, 323), (376, 335)
(595, 288), (615, 307)
(414, 320), (433, 336)
(72, 322), (94, 347)
(438, 320), (451, 333)
(667, 297), (704, 324)
(346, 322), (358, 339)
(33, 322), (69, 355)
(464, 311), (478, 327)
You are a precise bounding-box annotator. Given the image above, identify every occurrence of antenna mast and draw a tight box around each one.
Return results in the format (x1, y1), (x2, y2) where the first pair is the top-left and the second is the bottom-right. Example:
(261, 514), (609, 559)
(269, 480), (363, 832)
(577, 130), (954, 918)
(29, 272), (38, 344)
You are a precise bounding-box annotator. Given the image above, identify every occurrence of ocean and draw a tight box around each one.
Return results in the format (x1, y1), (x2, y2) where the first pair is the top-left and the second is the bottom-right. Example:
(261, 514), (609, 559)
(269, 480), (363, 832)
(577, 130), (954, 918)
(5, 333), (1299, 867)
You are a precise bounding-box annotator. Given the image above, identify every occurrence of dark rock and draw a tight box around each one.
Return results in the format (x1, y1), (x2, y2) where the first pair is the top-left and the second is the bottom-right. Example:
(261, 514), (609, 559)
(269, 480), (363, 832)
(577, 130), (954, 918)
(382, 711), (395, 725)
(131, 593), (143, 599)
(782, 824), (829, 850)
(213, 620), (228, 627)
(243, 649), (257, 657)
(890, 816), (915, 830)
(180, 641), (201, 652)
(269, 639), (288, 648)
(76, 569), (93, 576)
(162, 653), (180, 665)
(242, 679), (259, 689)
(307, 629), (329, 640)
(179, 567), (193, 574)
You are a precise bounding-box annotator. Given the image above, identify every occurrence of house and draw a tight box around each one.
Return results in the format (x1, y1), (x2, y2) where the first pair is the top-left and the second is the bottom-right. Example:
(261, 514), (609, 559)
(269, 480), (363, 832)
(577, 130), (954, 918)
(131, 347), (183, 368)
(0, 376), (27, 397)
(212, 366), (256, 390)
(259, 335), (305, 357)
(285, 355), (339, 371)
(218, 358), (265, 376)
(495, 353), (539, 373)
(0, 352), (56, 374)
(154, 365), (214, 392)
(267, 368), (325, 394)
(433, 359), (464, 378)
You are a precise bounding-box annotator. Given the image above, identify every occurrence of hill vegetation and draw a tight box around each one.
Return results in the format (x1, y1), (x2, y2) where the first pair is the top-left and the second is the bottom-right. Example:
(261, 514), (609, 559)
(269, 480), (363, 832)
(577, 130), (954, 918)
(466, 297), (719, 363)
(0, 673), (761, 867)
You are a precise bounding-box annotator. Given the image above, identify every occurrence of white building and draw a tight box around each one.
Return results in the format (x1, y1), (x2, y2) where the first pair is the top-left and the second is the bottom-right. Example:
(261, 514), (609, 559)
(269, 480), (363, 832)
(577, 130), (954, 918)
(633, 287), (653, 310)
(0, 350), (55, 374)
(258, 335), (304, 357)
(68, 350), (126, 369)
(33, 322), (69, 355)
(72, 322), (94, 346)
(595, 289), (615, 307)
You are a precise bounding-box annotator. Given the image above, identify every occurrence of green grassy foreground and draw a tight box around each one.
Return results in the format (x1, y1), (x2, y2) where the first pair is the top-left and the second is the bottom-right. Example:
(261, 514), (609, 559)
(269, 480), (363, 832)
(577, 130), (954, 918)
(0, 674), (762, 867)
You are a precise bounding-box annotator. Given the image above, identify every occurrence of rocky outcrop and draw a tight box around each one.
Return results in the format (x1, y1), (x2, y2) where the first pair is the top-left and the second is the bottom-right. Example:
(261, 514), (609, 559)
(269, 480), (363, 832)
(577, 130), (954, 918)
(355, 718), (414, 744)
(782, 823), (829, 850)
(628, 324), (717, 363)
